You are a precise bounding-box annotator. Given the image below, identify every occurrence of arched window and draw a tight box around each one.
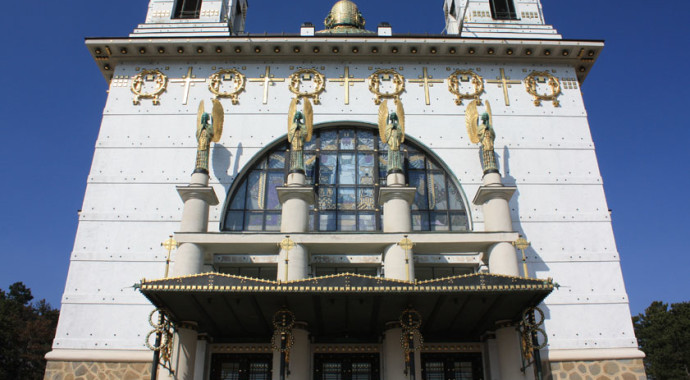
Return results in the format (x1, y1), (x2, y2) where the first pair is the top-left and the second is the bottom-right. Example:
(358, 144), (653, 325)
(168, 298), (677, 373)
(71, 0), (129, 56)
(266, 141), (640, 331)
(221, 126), (470, 232)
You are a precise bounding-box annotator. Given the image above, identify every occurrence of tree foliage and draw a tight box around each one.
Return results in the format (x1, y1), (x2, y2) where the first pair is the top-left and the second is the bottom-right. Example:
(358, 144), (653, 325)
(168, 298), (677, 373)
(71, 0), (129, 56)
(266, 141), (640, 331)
(0, 282), (59, 380)
(633, 301), (690, 380)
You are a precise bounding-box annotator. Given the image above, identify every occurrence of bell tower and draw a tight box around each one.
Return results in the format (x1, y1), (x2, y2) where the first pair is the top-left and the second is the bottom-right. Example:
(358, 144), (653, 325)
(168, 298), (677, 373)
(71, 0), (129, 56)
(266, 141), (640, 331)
(444, 0), (561, 39)
(131, 0), (248, 37)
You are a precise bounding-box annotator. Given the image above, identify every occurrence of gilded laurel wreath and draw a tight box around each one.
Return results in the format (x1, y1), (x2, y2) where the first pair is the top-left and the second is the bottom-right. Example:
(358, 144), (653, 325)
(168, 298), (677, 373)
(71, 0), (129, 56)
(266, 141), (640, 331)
(288, 68), (326, 104)
(448, 69), (484, 105)
(131, 69), (168, 105)
(525, 71), (562, 107)
(209, 69), (246, 104)
(368, 69), (405, 105)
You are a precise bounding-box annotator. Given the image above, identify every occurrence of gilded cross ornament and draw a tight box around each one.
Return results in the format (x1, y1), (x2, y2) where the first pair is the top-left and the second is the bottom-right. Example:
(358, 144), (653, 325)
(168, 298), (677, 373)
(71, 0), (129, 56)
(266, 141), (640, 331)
(288, 68), (326, 104)
(328, 66), (364, 105)
(169, 67), (206, 105)
(368, 69), (405, 105)
(160, 235), (179, 278)
(513, 236), (530, 278)
(131, 69), (168, 105)
(525, 71), (561, 107)
(447, 69), (484, 105)
(398, 236), (414, 282)
(487, 68), (521, 106)
(209, 68), (246, 104)
(279, 236), (295, 282)
(409, 67), (443, 105)
(249, 66), (286, 104)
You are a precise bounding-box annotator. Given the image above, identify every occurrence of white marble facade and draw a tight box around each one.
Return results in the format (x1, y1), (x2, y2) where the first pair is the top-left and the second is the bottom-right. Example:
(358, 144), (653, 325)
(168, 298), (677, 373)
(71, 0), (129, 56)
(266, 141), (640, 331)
(47, 0), (643, 379)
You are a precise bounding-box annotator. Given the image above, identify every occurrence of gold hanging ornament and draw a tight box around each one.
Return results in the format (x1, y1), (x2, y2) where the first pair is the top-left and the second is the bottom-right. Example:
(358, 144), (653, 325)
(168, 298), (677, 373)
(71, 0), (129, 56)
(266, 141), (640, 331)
(271, 308), (296, 364)
(399, 308), (424, 373)
(518, 307), (547, 364)
(145, 309), (175, 374)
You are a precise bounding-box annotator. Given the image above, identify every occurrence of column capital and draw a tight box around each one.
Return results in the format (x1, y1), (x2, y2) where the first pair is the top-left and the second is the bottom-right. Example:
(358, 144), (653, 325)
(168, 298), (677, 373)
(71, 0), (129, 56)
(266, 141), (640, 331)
(472, 185), (516, 206)
(379, 187), (416, 205)
(277, 186), (315, 205)
(177, 185), (219, 205)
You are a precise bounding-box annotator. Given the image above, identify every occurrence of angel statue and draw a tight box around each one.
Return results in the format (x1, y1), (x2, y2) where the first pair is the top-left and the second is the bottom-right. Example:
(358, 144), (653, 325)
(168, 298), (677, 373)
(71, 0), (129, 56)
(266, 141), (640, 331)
(287, 97), (313, 173)
(194, 99), (224, 174)
(465, 99), (498, 174)
(378, 99), (406, 173)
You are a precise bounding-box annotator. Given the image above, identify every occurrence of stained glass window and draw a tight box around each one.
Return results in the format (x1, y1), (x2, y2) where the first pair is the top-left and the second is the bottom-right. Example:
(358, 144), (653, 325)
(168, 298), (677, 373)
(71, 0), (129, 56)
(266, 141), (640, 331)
(222, 127), (469, 232)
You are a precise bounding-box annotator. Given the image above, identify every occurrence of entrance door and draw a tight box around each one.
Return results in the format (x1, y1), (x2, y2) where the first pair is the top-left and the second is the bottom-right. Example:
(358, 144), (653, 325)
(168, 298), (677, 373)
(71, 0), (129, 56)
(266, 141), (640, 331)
(314, 354), (380, 380)
(421, 353), (483, 380)
(210, 353), (272, 380)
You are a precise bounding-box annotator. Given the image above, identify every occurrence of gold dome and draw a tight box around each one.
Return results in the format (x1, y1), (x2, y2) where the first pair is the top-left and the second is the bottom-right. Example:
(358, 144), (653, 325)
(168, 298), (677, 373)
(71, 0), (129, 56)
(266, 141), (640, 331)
(319, 0), (372, 34)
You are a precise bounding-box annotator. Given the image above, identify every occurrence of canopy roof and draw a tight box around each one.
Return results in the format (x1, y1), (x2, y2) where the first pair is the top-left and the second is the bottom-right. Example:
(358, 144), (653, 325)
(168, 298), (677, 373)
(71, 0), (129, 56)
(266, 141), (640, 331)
(139, 273), (553, 343)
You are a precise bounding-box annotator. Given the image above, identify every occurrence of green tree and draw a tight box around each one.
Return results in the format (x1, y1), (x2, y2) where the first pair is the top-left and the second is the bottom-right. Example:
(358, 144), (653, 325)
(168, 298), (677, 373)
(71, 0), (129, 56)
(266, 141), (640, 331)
(633, 301), (690, 380)
(0, 282), (59, 380)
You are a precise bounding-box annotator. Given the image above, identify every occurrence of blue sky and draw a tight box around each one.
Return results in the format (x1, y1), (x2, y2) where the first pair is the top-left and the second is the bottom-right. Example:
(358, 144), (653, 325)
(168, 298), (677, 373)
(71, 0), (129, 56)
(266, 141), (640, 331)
(0, 0), (688, 317)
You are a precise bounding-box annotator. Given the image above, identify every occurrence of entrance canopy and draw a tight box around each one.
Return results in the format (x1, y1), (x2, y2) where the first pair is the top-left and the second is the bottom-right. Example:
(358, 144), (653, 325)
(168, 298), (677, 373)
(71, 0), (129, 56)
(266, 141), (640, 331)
(139, 273), (553, 342)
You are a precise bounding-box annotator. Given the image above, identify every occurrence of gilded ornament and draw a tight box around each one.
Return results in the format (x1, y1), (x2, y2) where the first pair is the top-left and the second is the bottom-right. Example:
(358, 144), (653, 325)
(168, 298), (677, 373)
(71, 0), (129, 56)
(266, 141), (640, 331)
(209, 68), (246, 104)
(249, 66), (285, 104)
(525, 71), (562, 106)
(409, 67), (443, 105)
(518, 307), (548, 365)
(131, 69), (168, 105)
(466, 100), (498, 174)
(169, 67), (206, 105)
(368, 69), (405, 105)
(487, 68), (521, 106)
(287, 98), (314, 172)
(447, 69), (484, 105)
(328, 66), (364, 105)
(288, 68), (326, 104)
(194, 100), (224, 174)
(145, 309), (175, 374)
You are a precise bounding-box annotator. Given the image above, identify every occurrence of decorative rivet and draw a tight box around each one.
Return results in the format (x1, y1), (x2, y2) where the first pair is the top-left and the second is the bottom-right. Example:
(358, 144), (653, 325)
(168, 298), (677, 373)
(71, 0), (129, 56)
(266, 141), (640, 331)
(487, 48), (495, 55)
(352, 47), (359, 53)
(234, 47), (242, 53)
(392, 47), (399, 53)
(313, 47), (320, 53)
(254, 47), (261, 53)
(332, 47), (339, 53)
(449, 47), (456, 54)
(544, 49), (551, 56)
(525, 49), (532, 55)
(274, 47), (281, 53)
(468, 47), (475, 54)
(430, 47), (437, 54)
(120, 48), (127, 54)
(94, 48), (102, 55)
(176, 47), (183, 54)
(410, 47), (418, 54)
(506, 48), (513, 55)
(579, 66), (586, 72)
(371, 47), (379, 53)
(293, 46), (301, 53)
(196, 47), (204, 53)
(588, 50), (595, 57)
(215, 47), (222, 53)
(104, 65), (111, 70)
(139, 48), (146, 54)
(562, 49), (569, 56)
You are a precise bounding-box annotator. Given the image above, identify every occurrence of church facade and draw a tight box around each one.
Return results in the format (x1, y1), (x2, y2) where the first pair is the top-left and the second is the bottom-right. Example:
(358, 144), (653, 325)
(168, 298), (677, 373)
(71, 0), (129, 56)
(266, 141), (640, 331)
(45, 1), (646, 379)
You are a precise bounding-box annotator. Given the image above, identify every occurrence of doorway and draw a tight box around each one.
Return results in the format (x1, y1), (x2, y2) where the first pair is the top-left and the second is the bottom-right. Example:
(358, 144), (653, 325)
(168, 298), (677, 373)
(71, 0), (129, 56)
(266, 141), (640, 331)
(314, 353), (380, 380)
(210, 353), (272, 380)
(421, 353), (484, 380)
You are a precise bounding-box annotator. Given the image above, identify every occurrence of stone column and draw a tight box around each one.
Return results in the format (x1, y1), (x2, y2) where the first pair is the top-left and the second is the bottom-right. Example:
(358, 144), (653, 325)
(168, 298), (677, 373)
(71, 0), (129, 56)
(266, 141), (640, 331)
(380, 173), (417, 281)
(272, 323), (310, 380)
(172, 172), (219, 277)
(276, 172), (314, 282)
(382, 323), (422, 380)
(174, 322), (199, 380)
(473, 172), (526, 379)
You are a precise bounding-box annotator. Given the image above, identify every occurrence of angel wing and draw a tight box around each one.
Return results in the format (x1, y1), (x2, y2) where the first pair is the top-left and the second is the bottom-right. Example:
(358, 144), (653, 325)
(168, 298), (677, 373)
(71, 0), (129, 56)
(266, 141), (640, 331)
(378, 99), (388, 143)
(196, 101), (205, 140)
(465, 100), (480, 144)
(287, 98), (298, 143)
(211, 99), (224, 142)
(304, 97), (313, 142)
(484, 99), (493, 128)
(395, 98), (405, 143)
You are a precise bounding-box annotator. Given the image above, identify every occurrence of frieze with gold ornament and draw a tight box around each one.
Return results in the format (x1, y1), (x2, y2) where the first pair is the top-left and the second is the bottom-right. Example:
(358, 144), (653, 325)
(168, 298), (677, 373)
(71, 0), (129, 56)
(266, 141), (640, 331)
(368, 69), (405, 105)
(288, 68), (326, 104)
(447, 69), (484, 105)
(209, 68), (246, 104)
(131, 69), (167, 105)
(525, 71), (562, 107)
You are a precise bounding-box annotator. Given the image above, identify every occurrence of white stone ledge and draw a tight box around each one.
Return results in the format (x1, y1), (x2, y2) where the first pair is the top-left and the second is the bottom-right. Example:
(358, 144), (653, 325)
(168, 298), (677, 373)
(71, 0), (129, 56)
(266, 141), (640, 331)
(544, 348), (645, 361)
(45, 349), (153, 362)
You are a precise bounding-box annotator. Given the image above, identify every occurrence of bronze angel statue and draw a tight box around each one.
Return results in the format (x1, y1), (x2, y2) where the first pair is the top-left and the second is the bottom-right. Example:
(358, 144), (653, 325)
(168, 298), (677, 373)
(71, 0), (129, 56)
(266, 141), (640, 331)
(287, 98), (313, 172)
(465, 99), (498, 174)
(195, 99), (224, 174)
(378, 99), (406, 174)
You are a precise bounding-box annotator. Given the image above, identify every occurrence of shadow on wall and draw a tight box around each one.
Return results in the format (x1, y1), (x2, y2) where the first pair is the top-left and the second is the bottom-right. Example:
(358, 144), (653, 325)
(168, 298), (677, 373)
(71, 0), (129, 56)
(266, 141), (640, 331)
(211, 142), (243, 195)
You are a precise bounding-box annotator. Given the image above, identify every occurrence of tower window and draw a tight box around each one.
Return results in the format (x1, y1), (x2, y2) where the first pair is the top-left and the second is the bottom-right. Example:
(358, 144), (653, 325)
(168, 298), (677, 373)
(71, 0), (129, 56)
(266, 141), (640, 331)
(173, 0), (202, 19)
(489, 0), (518, 20)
